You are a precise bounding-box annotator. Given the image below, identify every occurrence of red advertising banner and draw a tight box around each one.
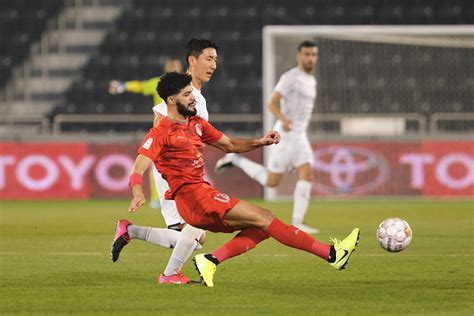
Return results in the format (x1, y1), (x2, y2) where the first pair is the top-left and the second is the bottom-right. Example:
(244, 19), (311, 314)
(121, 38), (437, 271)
(419, 141), (473, 197)
(273, 140), (474, 198)
(88, 144), (139, 198)
(0, 143), (90, 199)
(0, 140), (472, 199)
(0, 142), (263, 200)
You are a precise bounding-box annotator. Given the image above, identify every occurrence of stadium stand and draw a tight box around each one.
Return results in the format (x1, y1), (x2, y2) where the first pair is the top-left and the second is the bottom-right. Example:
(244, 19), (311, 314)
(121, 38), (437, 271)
(0, 0), (472, 133)
(0, 0), (64, 87)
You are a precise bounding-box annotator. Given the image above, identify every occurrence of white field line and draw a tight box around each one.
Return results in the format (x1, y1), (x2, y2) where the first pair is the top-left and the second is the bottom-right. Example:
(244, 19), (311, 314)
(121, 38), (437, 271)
(0, 252), (472, 257)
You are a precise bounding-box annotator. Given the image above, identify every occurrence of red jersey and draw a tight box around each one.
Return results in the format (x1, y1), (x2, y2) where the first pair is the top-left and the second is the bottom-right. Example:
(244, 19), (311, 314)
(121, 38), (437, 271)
(138, 116), (223, 199)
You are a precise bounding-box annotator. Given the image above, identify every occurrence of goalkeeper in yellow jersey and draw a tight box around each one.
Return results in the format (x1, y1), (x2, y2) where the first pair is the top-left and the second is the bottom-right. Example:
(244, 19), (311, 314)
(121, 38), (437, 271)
(108, 58), (183, 208)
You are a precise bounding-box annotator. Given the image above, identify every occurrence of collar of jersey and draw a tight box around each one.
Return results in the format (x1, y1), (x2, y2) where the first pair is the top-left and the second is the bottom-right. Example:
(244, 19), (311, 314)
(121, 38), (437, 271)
(191, 84), (201, 92)
(166, 116), (188, 124)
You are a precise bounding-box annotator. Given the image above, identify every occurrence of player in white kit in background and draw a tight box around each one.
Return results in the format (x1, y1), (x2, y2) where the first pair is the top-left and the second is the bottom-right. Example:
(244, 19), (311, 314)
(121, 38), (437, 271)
(215, 40), (319, 234)
(111, 39), (219, 285)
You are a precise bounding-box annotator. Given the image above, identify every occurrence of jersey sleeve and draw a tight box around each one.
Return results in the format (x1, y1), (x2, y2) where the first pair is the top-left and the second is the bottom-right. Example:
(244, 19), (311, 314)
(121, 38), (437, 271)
(200, 119), (223, 144)
(137, 128), (163, 161)
(273, 73), (292, 97)
(142, 77), (164, 105)
(125, 77), (163, 106)
(152, 101), (168, 116)
(141, 77), (161, 96)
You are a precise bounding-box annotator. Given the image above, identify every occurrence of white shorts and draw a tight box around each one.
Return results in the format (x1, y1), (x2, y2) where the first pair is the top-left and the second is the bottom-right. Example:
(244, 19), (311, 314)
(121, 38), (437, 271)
(267, 132), (313, 174)
(152, 166), (184, 228)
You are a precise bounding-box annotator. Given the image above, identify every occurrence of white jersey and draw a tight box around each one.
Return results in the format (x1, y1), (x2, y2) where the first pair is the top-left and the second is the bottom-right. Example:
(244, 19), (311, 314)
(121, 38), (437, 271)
(152, 85), (209, 121)
(273, 67), (316, 134)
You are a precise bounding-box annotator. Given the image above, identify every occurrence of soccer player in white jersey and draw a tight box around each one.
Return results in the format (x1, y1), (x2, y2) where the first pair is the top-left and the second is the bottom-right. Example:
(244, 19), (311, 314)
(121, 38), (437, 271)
(111, 38), (219, 285)
(215, 40), (319, 234)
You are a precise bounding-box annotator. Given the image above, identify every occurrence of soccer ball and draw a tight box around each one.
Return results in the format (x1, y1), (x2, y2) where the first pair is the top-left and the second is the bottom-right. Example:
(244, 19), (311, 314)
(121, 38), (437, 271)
(377, 218), (412, 252)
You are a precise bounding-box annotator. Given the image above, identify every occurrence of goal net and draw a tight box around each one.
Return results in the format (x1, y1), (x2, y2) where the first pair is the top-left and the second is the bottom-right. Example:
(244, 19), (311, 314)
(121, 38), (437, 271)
(262, 26), (474, 200)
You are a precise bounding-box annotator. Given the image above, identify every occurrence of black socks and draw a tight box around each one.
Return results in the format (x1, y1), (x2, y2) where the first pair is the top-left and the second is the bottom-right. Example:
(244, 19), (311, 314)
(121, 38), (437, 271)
(205, 254), (219, 265)
(327, 246), (336, 263)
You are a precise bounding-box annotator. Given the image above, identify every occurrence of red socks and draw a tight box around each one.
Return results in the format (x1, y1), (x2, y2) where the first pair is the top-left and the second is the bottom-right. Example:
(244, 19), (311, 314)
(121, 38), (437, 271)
(266, 218), (330, 260)
(212, 228), (270, 264)
(211, 218), (330, 264)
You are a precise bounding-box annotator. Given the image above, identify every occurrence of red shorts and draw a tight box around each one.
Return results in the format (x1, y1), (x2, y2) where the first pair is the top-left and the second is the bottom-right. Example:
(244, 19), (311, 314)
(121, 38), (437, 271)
(174, 182), (240, 233)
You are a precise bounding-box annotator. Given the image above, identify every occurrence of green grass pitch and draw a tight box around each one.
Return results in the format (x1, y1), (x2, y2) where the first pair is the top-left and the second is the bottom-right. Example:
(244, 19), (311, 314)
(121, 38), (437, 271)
(0, 199), (472, 315)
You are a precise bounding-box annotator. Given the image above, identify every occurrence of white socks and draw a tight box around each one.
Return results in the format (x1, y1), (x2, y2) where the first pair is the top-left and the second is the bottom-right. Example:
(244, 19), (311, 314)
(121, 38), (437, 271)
(127, 225), (179, 248)
(292, 180), (312, 225)
(163, 225), (205, 276)
(231, 155), (268, 186)
(126, 224), (205, 276)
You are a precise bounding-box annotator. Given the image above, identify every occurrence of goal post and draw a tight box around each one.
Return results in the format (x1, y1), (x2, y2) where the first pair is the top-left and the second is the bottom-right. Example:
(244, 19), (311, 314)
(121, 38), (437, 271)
(262, 25), (474, 200)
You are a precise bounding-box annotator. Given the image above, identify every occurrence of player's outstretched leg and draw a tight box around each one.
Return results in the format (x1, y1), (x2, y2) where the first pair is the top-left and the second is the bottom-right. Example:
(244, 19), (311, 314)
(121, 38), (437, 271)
(193, 254), (217, 287)
(328, 228), (360, 270)
(111, 219), (131, 262)
(111, 221), (184, 263)
(192, 228), (269, 287)
(214, 153), (237, 174)
(215, 153), (268, 186)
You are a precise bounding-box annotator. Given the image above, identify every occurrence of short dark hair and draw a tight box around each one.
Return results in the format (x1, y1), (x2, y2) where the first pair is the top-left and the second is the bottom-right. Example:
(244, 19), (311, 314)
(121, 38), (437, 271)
(157, 72), (192, 103)
(185, 38), (219, 67)
(297, 40), (317, 51)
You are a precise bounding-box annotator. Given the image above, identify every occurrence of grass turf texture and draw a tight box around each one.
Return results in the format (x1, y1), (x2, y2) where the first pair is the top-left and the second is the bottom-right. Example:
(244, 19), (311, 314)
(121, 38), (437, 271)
(0, 199), (472, 315)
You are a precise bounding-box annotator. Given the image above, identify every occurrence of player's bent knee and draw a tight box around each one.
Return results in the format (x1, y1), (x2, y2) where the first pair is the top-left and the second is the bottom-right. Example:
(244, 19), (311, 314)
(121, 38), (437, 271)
(266, 181), (279, 188)
(266, 173), (282, 187)
(194, 231), (206, 250)
(255, 208), (276, 230)
(297, 164), (314, 182)
(180, 225), (206, 248)
(300, 173), (314, 182)
(198, 230), (206, 245)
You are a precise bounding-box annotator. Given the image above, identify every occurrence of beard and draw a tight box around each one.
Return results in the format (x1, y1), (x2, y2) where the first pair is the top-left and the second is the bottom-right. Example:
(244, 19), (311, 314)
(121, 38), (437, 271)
(303, 63), (315, 72)
(176, 100), (197, 117)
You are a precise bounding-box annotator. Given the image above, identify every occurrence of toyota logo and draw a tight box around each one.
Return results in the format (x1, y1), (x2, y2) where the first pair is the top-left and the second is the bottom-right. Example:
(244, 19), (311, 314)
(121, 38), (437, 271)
(312, 146), (389, 194)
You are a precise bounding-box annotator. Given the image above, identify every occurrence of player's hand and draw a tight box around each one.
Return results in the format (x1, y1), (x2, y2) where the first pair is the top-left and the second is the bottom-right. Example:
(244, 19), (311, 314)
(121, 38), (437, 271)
(261, 131), (280, 146)
(128, 195), (146, 213)
(282, 118), (292, 132)
(108, 80), (125, 94)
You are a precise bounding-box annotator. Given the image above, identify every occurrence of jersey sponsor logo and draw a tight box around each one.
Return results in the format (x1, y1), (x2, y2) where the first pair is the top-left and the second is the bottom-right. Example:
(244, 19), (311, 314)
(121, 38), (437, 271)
(142, 138), (153, 150)
(191, 158), (204, 168)
(312, 146), (389, 194)
(213, 193), (230, 203)
(195, 124), (202, 137)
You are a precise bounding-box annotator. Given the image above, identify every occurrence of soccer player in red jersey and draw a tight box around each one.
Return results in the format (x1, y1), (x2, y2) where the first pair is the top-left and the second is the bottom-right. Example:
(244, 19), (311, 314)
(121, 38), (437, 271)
(127, 72), (360, 287)
(111, 39), (218, 286)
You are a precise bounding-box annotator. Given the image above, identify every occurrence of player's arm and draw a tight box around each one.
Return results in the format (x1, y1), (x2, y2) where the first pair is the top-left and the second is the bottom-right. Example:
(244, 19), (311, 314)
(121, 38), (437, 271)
(108, 80), (143, 95)
(128, 154), (153, 213)
(109, 78), (160, 95)
(211, 131), (280, 153)
(140, 77), (161, 97)
(267, 91), (292, 131)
